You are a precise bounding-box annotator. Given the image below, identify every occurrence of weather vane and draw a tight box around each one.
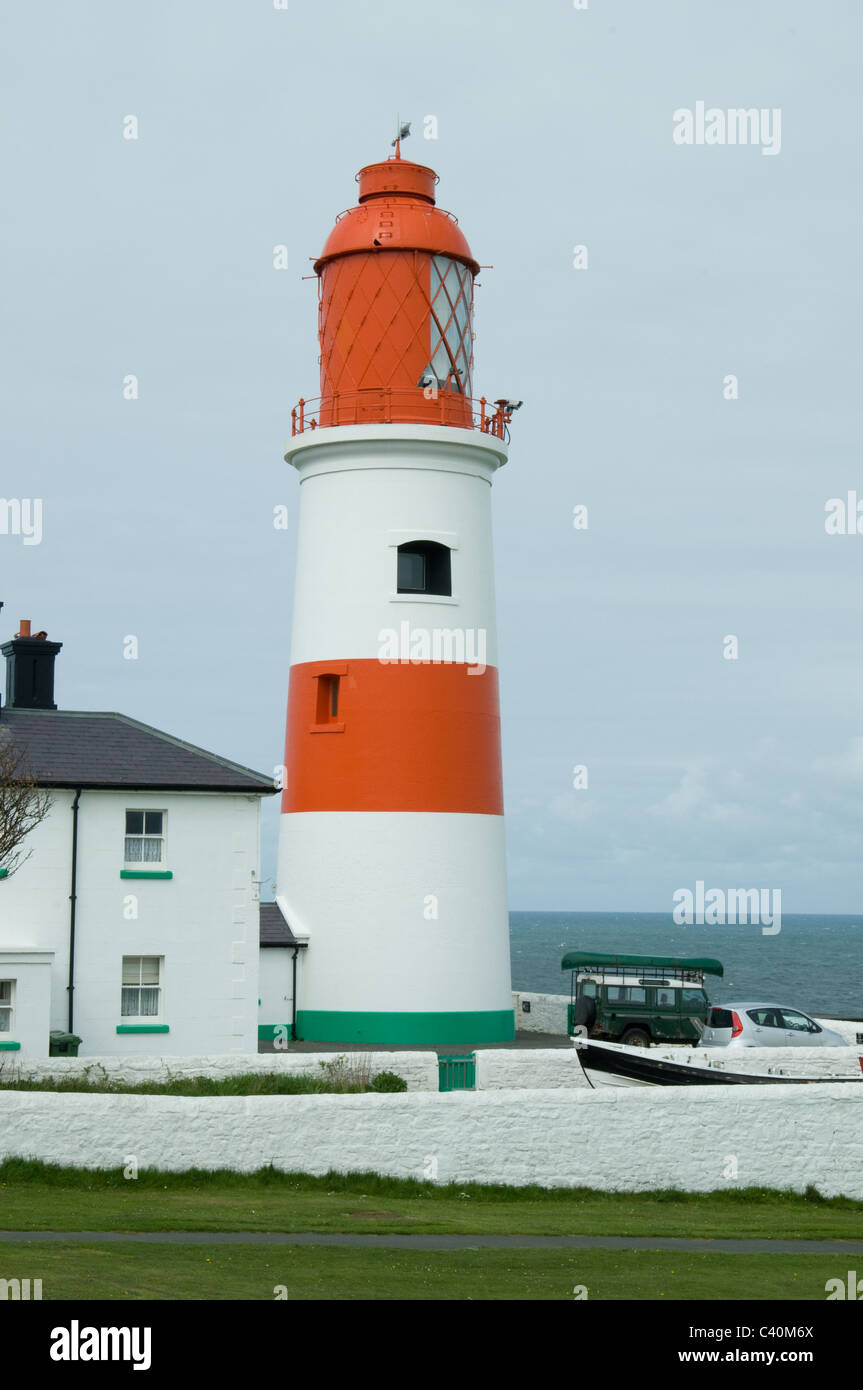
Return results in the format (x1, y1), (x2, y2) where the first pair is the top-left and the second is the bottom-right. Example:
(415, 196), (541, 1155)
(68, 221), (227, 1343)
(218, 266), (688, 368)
(392, 118), (411, 157)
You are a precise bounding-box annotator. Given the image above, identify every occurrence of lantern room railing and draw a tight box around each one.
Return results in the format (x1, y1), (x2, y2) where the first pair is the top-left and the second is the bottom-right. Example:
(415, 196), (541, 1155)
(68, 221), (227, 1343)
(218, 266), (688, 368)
(290, 390), (514, 442)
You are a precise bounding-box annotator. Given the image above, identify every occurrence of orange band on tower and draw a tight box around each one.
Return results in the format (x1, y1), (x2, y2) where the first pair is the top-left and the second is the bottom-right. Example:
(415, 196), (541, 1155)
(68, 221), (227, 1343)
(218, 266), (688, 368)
(282, 659), (503, 815)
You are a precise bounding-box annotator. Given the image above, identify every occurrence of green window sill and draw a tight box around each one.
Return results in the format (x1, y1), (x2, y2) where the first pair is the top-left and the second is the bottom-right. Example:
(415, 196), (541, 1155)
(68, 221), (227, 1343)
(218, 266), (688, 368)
(120, 870), (173, 880)
(116, 1024), (170, 1034)
(0, 1041), (21, 1050)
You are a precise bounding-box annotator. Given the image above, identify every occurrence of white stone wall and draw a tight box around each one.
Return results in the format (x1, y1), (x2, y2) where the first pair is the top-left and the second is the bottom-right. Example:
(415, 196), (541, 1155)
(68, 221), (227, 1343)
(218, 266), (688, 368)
(2, 1084), (862, 1196)
(512, 991), (569, 1034)
(0, 789), (262, 1057)
(814, 1018), (863, 1045)
(477, 1045), (863, 1089)
(7, 1042), (855, 1095)
(2, 1050), (438, 1091)
(476, 1048), (590, 1089)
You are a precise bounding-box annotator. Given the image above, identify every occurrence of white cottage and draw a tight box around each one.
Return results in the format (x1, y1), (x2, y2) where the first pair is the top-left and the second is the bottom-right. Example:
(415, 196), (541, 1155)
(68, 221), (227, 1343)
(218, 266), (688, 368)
(0, 620), (299, 1059)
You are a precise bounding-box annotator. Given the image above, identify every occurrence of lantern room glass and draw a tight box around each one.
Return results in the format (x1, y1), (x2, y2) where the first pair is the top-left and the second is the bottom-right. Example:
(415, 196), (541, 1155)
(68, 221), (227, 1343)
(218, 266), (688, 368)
(426, 256), (473, 396)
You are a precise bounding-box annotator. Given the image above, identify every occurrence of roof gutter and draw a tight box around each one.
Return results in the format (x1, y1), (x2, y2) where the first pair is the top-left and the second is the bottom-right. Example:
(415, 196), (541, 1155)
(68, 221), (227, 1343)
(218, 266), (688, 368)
(67, 788), (82, 1032)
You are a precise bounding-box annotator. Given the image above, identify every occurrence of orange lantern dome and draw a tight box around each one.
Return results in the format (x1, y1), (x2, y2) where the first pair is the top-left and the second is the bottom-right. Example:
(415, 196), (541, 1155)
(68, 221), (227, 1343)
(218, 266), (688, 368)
(310, 151), (481, 430)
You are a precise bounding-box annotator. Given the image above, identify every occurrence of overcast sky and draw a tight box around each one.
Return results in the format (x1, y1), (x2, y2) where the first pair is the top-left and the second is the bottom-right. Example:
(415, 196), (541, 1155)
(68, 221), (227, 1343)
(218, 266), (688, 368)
(2, 1), (861, 911)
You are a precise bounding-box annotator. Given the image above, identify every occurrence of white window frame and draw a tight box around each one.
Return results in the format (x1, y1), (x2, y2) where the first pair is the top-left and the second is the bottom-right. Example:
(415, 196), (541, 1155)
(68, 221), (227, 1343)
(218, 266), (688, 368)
(120, 956), (163, 1020)
(124, 809), (167, 868)
(0, 980), (13, 1034)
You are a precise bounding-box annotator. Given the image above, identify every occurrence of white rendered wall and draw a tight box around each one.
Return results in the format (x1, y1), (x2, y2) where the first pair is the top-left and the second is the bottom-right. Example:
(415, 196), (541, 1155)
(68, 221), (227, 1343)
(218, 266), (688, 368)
(2, 1085), (862, 1197)
(0, 790), (262, 1056)
(286, 425), (506, 665)
(0, 951), (54, 1059)
(280, 812), (511, 1015)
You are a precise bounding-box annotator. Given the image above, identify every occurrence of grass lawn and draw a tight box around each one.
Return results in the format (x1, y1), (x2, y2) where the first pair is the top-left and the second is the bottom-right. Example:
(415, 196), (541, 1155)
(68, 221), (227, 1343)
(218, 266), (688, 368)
(2, 1161), (863, 1240)
(0, 1241), (842, 1300)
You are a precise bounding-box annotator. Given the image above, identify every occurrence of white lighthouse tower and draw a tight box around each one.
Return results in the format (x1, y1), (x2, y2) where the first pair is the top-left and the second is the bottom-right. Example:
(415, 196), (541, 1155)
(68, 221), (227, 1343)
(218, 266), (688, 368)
(277, 144), (517, 1044)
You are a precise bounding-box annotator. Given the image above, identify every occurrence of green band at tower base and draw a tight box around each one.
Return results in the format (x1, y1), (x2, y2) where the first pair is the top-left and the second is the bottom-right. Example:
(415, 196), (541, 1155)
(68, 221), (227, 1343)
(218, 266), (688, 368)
(295, 1009), (515, 1045)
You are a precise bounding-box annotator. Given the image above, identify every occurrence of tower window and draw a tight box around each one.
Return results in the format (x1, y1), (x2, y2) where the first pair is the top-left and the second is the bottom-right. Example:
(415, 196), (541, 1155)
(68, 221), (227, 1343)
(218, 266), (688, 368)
(315, 675), (340, 723)
(309, 665), (347, 734)
(397, 541), (452, 596)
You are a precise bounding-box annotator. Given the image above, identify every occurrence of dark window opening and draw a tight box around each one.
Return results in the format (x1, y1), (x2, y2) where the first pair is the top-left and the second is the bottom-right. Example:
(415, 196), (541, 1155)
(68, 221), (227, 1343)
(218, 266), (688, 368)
(315, 675), (340, 724)
(397, 541), (452, 596)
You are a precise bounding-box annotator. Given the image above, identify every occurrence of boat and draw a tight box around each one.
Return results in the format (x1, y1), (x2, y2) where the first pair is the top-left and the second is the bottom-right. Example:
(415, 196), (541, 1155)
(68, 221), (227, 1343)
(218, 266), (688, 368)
(572, 1036), (863, 1088)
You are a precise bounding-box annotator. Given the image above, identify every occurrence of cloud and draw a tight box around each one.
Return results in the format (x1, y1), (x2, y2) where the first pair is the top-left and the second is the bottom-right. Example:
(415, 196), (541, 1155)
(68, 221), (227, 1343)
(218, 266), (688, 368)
(812, 737), (863, 782)
(648, 762), (743, 823)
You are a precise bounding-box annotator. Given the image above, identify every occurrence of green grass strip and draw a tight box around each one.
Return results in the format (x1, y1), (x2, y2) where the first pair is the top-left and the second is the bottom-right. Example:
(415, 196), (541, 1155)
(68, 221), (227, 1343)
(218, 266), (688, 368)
(1, 1162), (862, 1240)
(0, 1242), (843, 1300)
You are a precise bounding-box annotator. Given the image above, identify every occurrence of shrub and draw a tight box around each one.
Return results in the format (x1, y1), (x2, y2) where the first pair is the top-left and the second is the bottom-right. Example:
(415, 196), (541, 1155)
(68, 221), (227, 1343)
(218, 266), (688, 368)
(369, 1070), (407, 1093)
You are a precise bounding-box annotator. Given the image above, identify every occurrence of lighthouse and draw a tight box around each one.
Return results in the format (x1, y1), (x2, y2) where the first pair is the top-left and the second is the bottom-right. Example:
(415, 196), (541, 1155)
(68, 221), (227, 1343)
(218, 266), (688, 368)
(277, 141), (516, 1045)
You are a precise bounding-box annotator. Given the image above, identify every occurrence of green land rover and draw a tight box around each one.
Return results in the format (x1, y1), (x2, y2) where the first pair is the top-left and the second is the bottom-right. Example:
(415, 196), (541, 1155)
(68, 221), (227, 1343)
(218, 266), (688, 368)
(562, 952), (724, 1047)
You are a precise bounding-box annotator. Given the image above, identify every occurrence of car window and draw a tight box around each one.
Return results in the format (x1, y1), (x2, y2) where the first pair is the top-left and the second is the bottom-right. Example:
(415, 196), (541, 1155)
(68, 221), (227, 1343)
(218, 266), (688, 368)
(655, 989), (674, 1007)
(579, 980), (597, 998)
(606, 986), (647, 1004)
(681, 989), (707, 1010)
(780, 1009), (817, 1033)
(747, 1008), (782, 1028)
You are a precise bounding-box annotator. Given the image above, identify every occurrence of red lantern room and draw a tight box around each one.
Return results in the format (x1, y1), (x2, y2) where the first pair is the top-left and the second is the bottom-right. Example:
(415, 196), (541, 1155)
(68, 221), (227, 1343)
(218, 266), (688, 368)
(291, 145), (512, 439)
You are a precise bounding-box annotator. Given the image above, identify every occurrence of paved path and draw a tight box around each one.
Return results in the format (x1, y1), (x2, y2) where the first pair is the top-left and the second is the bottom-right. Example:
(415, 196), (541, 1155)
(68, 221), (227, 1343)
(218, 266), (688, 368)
(0, 1231), (861, 1253)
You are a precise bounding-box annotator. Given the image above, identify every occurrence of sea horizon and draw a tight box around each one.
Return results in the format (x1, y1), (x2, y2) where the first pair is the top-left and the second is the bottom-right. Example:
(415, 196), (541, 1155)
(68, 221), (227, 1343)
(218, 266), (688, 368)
(509, 910), (862, 1017)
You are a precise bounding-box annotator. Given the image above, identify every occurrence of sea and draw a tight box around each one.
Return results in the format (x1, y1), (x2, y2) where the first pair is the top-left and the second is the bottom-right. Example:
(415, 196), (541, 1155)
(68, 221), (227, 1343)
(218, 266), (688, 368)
(509, 912), (863, 1019)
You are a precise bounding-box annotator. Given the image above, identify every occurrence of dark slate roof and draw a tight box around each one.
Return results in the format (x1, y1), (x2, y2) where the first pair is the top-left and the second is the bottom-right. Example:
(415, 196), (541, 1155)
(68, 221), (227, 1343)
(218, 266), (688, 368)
(259, 902), (302, 947)
(0, 708), (276, 794)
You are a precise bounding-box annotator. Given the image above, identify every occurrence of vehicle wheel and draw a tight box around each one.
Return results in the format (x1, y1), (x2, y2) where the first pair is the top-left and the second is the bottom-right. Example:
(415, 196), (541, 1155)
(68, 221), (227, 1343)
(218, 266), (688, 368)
(620, 1027), (651, 1048)
(573, 997), (596, 1031)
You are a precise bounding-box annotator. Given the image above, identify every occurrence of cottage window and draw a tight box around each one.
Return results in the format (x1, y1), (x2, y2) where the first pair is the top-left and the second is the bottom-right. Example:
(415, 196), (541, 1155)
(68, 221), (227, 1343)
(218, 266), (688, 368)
(0, 981), (13, 1033)
(125, 811), (165, 865)
(121, 957), (161, 1017)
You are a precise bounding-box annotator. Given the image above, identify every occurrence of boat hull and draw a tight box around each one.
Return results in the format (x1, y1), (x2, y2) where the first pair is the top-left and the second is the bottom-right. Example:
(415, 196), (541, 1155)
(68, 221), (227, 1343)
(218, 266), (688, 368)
(574, 1039), (863, 1088)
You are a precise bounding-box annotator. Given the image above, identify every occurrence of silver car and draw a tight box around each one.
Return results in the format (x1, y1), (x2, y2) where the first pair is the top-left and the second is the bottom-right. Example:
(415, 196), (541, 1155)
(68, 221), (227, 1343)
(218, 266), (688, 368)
(700, 1002), (847, 1048)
